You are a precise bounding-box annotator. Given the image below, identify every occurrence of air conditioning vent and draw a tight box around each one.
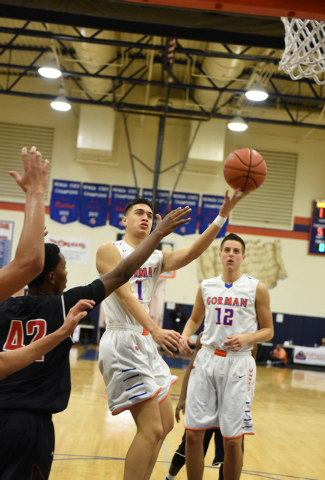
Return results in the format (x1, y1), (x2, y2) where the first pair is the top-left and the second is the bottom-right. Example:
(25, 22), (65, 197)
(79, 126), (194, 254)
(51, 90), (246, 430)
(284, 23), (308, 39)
(230, 150), (298, 229)
(0, 122), (53, 202)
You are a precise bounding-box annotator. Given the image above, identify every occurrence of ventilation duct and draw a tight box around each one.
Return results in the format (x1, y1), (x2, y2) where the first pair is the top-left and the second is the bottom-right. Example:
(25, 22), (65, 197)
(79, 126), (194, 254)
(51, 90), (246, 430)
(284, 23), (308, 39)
(183, 119), (227, 175)
(76, 105), (117, 165)
(72, 28), (118, 100)
(195, 43), (253, 107)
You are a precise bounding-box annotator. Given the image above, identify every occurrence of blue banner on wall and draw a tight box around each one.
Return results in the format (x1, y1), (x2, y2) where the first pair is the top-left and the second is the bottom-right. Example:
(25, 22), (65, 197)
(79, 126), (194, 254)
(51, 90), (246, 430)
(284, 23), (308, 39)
(50, 180), (81, 224)
(200, 195), (228, 237)
(79, 183), (110, 227)
(171, 192), (199, 235)
(109, 186), (139, 229)
(142, 189), (170, 217)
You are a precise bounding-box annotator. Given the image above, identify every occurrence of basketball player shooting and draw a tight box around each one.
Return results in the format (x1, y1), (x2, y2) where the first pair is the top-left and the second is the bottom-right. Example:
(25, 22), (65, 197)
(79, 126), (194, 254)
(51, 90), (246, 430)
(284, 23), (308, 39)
(179, 233), (274, 480)
(96, 189), (248, 480)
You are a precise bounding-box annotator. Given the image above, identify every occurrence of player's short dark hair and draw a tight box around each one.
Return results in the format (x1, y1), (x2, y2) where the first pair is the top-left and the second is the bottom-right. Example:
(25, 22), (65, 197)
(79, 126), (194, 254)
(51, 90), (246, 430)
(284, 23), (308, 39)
(124, 197), (153, 216)
(220, 233), (246, 254)
(28, 243), (61, 288)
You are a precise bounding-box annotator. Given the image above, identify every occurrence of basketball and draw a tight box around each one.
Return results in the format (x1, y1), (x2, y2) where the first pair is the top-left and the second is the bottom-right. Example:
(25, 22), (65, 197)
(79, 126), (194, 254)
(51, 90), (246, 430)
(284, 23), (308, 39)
(223, 148), (267, 192)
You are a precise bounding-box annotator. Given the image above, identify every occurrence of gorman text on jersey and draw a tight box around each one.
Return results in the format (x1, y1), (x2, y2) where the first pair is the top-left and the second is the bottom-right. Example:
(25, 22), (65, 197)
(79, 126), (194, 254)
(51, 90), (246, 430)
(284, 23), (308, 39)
(206, 297), (248, 307)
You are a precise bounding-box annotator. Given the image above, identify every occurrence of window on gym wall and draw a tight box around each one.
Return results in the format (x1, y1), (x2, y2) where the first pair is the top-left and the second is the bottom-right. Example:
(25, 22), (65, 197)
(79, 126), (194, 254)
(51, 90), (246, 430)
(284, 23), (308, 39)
(230, 150), (298, 230)
(0, 122), (54, 202)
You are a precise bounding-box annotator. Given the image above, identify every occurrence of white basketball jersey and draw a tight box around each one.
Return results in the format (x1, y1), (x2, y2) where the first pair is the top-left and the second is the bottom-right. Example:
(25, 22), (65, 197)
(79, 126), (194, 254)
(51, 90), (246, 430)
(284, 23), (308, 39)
(102, 240), (163, 328)
(201, 274), (259, 352)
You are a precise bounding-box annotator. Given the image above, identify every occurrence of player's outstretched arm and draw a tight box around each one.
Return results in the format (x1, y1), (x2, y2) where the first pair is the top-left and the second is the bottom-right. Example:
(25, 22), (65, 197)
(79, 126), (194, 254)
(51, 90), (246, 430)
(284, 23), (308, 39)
(179, 286), (206, 355)
(0, 147), (50, 302)
(175, 333), (202, 422)
(224, 282), (274, 352)
(161, 189), (248, 273)
(0, 299), (94, 380)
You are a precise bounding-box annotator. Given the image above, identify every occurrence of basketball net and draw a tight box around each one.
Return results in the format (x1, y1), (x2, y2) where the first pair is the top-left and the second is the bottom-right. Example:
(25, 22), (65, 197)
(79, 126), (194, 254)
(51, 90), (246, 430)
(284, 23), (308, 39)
(279, 17), (325, 85)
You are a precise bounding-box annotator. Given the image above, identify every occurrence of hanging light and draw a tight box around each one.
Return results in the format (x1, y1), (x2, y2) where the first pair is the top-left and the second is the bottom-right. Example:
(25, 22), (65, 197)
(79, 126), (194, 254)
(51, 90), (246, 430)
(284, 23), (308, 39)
(38, 56), (61, 79)
(245, 84), (269, 101)
(227, 115), (248, 132)
(51, 88), (71, 111)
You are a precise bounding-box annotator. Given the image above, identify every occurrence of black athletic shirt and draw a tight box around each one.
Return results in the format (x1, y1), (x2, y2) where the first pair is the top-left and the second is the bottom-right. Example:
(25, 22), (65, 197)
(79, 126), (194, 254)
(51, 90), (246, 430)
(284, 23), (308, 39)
(0, 279), (105, 414)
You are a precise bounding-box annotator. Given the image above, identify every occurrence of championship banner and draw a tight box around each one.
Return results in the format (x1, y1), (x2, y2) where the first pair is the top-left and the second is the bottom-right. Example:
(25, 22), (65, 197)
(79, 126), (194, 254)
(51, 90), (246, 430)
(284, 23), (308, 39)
(50, 180), (81, 224)
(0, 220), (14, 268)
(79, 183), (110, 227)
(109, 186), (139, 229)
(142, 188), (170, 216)
(293, 346), (325, 367)
(200, 195), (228, 237)
(46, 235), (91, 265)
(171, 192), (199, 235)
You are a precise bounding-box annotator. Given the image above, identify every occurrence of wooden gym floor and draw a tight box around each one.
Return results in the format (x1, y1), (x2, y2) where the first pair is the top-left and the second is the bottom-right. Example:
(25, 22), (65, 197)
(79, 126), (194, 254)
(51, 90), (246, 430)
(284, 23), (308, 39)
(50, 346), (325, 480)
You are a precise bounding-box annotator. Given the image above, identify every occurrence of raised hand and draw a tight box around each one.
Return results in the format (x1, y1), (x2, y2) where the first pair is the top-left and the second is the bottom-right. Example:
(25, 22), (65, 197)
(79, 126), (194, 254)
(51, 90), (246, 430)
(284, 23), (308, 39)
(62, 299), (95, 337)
(155, 206), (191, 236)
(219, 189), (249, 218)
(151, 325), (181, 355)
(9, 146), (50, 195)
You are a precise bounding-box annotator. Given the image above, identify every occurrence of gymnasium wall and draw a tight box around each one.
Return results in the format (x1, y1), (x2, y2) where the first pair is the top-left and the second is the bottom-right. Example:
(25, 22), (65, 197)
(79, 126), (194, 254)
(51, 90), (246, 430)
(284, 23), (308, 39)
(0, 95), (325, 322)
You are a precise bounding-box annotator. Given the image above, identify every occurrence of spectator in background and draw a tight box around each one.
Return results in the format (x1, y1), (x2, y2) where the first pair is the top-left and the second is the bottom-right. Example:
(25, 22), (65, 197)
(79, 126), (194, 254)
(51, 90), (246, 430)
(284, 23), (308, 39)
(268, 343), (287, 367)
(169, 304), (186, 334)
(318, 337), (325, 347)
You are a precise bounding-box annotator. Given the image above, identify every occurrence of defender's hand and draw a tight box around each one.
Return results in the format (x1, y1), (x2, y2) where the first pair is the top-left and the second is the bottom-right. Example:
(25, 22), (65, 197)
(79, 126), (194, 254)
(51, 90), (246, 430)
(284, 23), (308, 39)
(175, 398), (186, 422)
(9, 146), (50, 195)
(62, 300), (95, 337)
(155, 206), (191, 237)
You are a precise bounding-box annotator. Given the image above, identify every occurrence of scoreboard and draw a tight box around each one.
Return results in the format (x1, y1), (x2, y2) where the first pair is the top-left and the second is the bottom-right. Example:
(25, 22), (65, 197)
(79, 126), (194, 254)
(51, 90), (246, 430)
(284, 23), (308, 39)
(309, 200), (325, 255)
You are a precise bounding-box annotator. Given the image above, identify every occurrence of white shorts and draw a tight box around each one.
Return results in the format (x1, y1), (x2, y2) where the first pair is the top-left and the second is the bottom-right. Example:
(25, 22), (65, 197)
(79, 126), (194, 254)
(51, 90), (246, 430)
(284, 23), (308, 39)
(98, 325), (178, 415)
(184, 346), (256, 438)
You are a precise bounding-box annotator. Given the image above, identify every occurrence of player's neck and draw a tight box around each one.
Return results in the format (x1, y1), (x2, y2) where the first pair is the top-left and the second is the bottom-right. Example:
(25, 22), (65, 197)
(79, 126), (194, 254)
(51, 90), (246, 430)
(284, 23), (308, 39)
(221, 269), (243, 285)
(123, 231), (147, 249)
(28, 284), (55, 296)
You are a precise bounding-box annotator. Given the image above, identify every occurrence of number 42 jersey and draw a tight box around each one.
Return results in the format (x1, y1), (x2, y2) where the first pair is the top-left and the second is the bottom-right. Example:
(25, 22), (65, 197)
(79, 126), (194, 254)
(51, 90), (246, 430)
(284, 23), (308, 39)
(0, 295), (71, 413)
(200, 274), (259, 353)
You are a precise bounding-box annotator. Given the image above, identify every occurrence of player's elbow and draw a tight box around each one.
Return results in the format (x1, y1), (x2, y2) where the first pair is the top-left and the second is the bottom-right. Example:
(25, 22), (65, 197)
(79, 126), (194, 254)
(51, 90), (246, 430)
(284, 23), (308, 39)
(0, 359), (8, 381)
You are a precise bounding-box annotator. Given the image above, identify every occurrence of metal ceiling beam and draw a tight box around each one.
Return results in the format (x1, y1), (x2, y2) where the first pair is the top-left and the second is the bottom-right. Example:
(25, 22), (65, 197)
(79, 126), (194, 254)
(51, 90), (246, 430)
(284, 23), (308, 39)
(1, 88), (325, 129)
(0, 27), (284, 62)
(1, 62), (325, 106)
(0, 4), (285, 48)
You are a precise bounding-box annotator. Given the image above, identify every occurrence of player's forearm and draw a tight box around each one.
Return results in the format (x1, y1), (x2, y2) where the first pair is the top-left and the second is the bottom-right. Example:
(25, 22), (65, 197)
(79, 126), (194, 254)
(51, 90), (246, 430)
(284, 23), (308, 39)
(0, 329), (66, 380)
(118, 292), (159, 333)
(182, 318), (201, 339)
(179, 357), (195, 400)
(15, 190), (45, 274)
(114, 230), (164, 284)
(246, 327), (274, 344)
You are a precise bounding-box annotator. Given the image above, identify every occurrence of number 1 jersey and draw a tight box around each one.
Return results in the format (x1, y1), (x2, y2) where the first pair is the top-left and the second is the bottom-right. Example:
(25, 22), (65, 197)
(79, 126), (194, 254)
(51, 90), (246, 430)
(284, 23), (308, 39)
(101, 240), (163, 328)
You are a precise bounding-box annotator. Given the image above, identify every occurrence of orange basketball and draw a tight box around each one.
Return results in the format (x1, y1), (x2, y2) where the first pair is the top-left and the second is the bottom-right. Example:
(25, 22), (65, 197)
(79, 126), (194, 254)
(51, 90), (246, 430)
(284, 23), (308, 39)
(223, 148), (267, 192)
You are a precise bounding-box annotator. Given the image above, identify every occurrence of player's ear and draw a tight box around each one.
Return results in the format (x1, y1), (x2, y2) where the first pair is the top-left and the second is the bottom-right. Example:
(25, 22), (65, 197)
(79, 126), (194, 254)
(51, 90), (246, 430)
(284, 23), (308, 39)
(48, 271), (56, 284)
(122, 215), (127, 227)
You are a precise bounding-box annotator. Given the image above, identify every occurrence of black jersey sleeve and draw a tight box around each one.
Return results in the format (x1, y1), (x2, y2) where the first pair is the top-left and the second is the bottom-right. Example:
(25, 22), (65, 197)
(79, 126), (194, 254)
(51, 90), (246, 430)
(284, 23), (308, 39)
(63, 279), (105, 314)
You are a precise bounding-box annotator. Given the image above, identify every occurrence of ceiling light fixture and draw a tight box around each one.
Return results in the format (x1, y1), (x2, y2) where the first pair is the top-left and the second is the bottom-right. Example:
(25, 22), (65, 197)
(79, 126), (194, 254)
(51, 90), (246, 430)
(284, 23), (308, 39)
(38, 55), (61, 79)
(227, 115), (248, 132)
(245, 84), (269, 101)
(51, 88), (71, 111)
